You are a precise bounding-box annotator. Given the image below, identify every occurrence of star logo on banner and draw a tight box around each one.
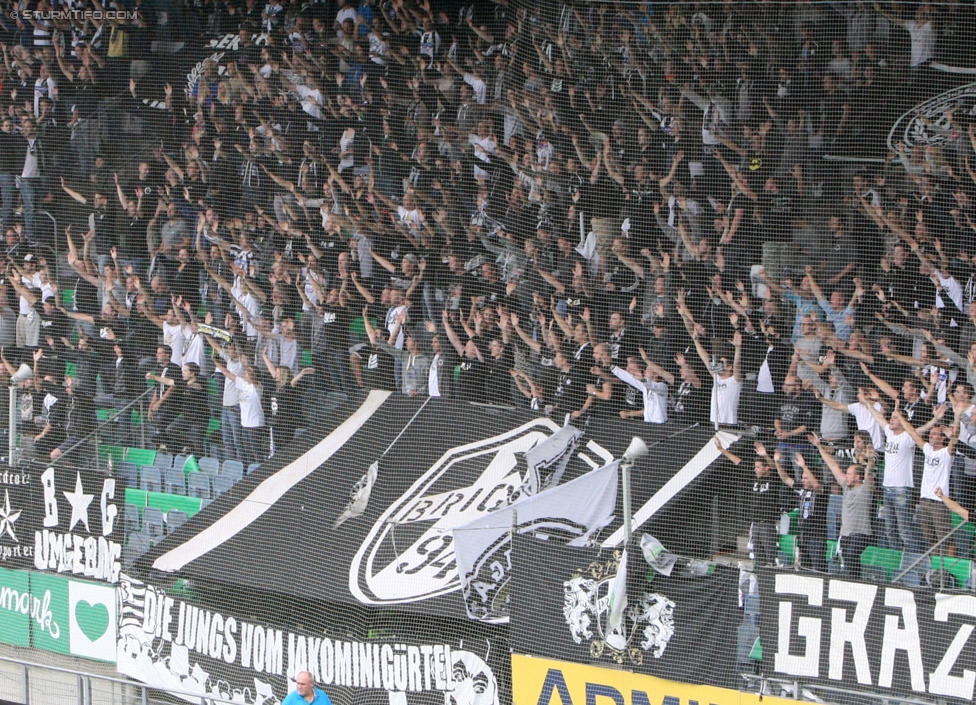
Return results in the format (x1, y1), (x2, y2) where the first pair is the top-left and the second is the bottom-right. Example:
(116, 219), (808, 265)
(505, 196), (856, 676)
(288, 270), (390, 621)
(63, 473), (93, 533)
(0, 489), (21, 541)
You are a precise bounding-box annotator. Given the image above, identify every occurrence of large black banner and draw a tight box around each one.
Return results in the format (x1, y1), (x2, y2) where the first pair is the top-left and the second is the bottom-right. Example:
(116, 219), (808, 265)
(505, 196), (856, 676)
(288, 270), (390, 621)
(146, 392), (729, 619)
(0, 467), (32, 569)
(0, 466), (125, 582)
(759, 569), (976, 702)
(116, 574), (508, 705)
(507, 534), (742, 689)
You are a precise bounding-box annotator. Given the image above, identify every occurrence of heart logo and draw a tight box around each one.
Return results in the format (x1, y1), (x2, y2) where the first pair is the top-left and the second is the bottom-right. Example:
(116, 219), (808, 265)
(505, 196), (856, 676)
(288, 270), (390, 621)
(74, 600), (108, 642)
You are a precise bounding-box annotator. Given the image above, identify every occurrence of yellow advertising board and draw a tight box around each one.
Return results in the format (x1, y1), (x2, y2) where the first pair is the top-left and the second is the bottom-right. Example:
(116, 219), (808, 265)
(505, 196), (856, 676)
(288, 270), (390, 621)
(512, 654), (797, 705)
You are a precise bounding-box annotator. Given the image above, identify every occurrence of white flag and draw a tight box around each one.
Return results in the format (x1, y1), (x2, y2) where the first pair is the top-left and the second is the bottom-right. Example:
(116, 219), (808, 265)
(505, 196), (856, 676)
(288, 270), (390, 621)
(333, 461), (379, 528)
(605, 549), (628, 650)
(453, 460), (620, 623)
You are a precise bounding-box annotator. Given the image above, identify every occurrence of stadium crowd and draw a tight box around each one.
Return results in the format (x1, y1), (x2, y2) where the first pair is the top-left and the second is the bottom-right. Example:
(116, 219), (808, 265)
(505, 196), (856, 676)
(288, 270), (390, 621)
(2, 0), (976, 572)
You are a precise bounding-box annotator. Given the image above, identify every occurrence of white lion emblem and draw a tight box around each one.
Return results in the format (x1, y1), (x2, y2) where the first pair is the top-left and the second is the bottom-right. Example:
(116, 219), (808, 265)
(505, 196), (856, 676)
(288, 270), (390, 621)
(563, 571), (676, 662)
(631, 593), (676, 658)
(563, 575), (599, 644)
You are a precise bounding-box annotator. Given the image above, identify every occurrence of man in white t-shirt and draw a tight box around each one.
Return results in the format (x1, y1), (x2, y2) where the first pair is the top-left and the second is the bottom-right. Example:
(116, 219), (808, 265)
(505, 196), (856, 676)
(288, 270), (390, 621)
(611, 354), (671, 424)
(213, 354), (265, 467)
(814, 386), (886, 452)
(898, 406), (958, 551)
(690, 328), (743, 428)
(862, 391), (943, 554)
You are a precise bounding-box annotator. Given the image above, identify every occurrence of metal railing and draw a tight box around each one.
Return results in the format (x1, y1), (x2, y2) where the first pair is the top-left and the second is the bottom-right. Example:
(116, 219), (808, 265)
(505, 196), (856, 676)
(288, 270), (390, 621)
(13, 387), (155, 472)
(0, 653), (245, 705)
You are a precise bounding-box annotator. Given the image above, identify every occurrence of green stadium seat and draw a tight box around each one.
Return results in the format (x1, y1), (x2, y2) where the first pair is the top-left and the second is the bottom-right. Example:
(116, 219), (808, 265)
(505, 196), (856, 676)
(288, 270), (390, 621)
(125, 488), (149, 508)
(302, 349), (312, 367)
(207, 418), (221, 436)
(146, 491), (204, 517)
(99, 445), (125, 464)
(778, 534), (796, 563)
(861, 546), (904, 581)
(61, 289), (75, 307)
(125, 448), (157, 467)
(931, 555), (971, 589)
(951, 513), (976, 536)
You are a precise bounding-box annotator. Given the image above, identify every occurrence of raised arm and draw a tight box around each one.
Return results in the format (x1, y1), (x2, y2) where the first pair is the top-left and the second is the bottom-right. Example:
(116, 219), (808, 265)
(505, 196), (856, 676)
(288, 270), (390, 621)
(441, 310), (466, 357)
(807, 433), (848, 487)
(859, 361), (900, 401)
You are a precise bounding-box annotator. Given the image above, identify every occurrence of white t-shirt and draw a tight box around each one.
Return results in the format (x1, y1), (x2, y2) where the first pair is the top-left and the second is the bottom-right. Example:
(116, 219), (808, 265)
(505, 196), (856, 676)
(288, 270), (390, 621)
(920, 443), (953, 501)
(848, 402), (884, 451)
(710, 373), (741, 426)
(220, 352), (243, 407)
(429, 354), (443, 398)
(613, 367), (668, 424)
(882, 426), (917, 488)
(162, 321), (185, 366)
(756, 346), (775, 394)
(18, 273), (41, 315)
(905, 20), (936, 67)
(181, 327), (206, 369)
(235, 377), (265, 428)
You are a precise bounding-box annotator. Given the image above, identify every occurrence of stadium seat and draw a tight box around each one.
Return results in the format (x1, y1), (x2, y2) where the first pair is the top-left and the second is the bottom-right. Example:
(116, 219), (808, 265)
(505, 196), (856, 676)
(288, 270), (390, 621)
(116, 461), (139, 488)
(139, 466), (162, 493)
(198, 457), (220, 476)
(166, 509), (189, 533)
(125, 488), (148, 508)
(931, 555), (972, 589)
(247, 463), (262, 475)
(154, 452), (175, 471)
(212, 473), (235, 496)
(124, 531), (152, 564)
(124, 503), (141, 534)
(164, 468), (186, 495)
(147, 492), (203, 517)
(187, 472), (211, 500)
(125, 448), (157, 467)
(99, 445), (125, 465)
(142, 507), (165, 538)
(173, 454), (189, 472)
(221, 459), (244, 481)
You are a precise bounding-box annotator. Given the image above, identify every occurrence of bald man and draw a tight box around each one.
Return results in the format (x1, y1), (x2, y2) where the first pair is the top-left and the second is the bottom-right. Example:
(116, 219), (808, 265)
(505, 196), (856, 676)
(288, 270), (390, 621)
(283, 672), (332, 705)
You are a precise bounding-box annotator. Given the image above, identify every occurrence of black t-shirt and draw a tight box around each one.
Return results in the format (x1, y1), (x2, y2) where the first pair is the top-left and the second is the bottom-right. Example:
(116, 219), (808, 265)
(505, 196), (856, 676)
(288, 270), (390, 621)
(267, 381), (303, 441)
(456, 358), (488, 403)
(483, 349), (514, 404)
(361, 342), (395, 391)
(749, 474), (782, 524)
(777, 391), (820, 433)
(797, 487), (828, 539)
(670, 380), (708, 423)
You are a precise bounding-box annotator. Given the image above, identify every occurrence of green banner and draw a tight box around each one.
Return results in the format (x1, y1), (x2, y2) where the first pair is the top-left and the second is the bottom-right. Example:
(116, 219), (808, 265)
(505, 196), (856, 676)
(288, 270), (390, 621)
(0, 568), (117, 661)
(28, 572), (69, 655)
(0, 567), (31, 647)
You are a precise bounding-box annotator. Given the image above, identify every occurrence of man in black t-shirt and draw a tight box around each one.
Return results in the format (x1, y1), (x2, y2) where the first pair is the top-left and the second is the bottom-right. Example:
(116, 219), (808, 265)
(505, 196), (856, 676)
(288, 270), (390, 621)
(723, 440), (783, 568)
(355, 306), (396, 391)
(774, 450), (828, 573)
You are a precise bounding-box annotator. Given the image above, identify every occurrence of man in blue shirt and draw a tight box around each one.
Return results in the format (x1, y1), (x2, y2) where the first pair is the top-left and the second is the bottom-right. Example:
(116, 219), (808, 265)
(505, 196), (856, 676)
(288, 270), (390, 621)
(283, 672), (332, 705)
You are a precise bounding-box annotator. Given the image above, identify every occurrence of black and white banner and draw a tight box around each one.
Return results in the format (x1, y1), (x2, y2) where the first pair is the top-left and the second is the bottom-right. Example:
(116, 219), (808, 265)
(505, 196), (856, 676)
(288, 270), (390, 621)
(759, 569), (976, 702)
(0, 466), (125, 582)
(0, 467), (33, 569)
(507, 535), (742, 689)
(145, 393), (732, 618)
(117, 574), (504, 705)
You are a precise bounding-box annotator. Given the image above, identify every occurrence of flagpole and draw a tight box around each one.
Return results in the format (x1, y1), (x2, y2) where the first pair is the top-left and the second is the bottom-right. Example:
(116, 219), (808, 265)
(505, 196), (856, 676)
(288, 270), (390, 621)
(618, 424), (698, 546)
